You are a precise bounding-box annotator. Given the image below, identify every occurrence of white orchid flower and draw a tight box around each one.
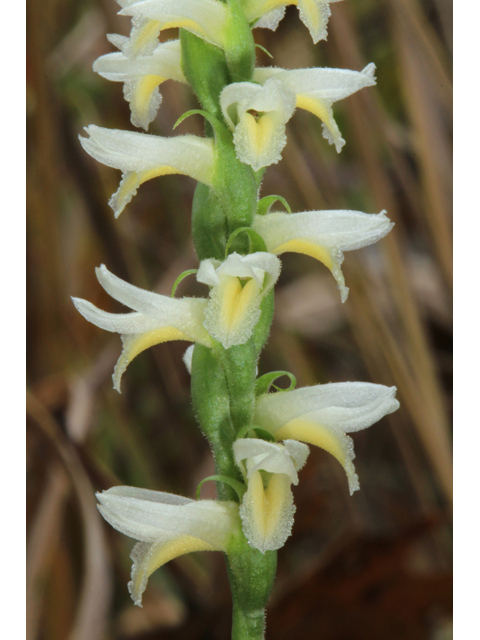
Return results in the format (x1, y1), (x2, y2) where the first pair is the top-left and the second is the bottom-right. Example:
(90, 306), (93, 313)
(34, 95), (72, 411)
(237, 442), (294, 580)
(253, 63), (376, 152)
(72, 264), (212, 392)
(243, 0), (343, 43)
(254, 382), (400, 494)
(252, 209), (393, 302)
(93, 39), (186, 131)
(79, 125), (215, 217)
(197, 252), (281, 349)
(233, 438), (309, 553)
(118, 0), (230, 50)
(97, 486), (239, 606)
(220, 78), (296, 171)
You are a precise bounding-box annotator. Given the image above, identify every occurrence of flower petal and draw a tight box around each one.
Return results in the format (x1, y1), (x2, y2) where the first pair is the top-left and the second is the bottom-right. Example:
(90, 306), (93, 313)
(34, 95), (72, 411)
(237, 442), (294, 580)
(119, 0), (229, 49)
(96, 486), (239, 605)
(129, 537), (215, 605)
(79, 126), (215, 216)
(199, 253), (281, 348)
(254, 63), (376, 152)
(233, 438), (309, 485)
(93, 40), (186, 130)
(220, 79), (296, 170)
(253, 210), (393, 302)
(239, 470), (295, 553)
(73, 265), (212, 390)
(97, 486), (236, 546)
(254, 383), (399, 493)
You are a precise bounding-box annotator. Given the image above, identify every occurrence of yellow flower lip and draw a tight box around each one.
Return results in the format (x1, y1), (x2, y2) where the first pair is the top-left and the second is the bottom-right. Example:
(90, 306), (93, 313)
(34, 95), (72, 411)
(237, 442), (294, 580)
(233, 438), (309, 552)
(252, 209), (393, 302)
(197, 252), (281, 349)
(254, 382), (400, 494)
(96, 486), (239, 606)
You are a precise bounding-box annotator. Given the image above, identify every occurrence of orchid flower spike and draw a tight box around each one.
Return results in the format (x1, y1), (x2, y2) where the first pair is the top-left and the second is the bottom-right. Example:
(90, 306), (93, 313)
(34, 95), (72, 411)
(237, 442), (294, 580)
(253, 63), (377, 153)
(118, 0), (230, 51)
(79, 125), (215, 217)
(221, 78), (296, 171)
(243, 0), (343, 44)
(97, 486), (239, 606)
(233, 438), (309, 553)
(197, 252), (281, 349)
(253, 208), (394, 302)
(72, 264), (212, 392)
(93, 39), (186, 131)
(254, 382), (400, 494)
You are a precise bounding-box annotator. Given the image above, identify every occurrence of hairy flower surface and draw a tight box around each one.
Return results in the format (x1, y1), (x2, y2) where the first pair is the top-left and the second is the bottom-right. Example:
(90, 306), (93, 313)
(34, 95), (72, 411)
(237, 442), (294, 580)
(253, 209), (393, 302)
(197, 252), (281, 348)
(72, 265), (212, 392)
(79, 125), (215, 216)
(97, 486), (239, 605)
(119, 0), (230, 50)
(253, 63), (376, 152)
(233, 438), (309, 552)
(254, 382), (400, 494)
(243, 0), (343, 43)
(221, 78), (296, 171)
(93, 39), (186, 130)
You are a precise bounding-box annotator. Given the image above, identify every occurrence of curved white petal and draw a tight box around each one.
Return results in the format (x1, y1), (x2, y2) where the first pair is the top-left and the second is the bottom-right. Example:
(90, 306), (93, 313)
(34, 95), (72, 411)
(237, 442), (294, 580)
(119, 0), (229, 49)
(220, 79), (296, 171)
(234, 438), (309, 484)
(198, 253), (281, 348)
(97, 486), (239, 605)
(79, 126), (215, 216)
(93, 40), (186, 130)
(253, 63), (375, 153)
(73, 265), (211, 391)
(253, 210), (393, 302)
(254, 383), (399, 494)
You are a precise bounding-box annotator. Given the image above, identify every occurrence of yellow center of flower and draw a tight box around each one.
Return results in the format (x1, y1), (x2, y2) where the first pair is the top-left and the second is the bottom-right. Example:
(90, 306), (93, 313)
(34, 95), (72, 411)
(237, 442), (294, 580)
(271, 239), (334, 271)
(249, 471), (291, 540)
(132, 74), (165, 120)
(220, 277), (261, 332)
(275, 418), (346, 468)
(295, 94), (334, 133)
(242, 112), (278, 158)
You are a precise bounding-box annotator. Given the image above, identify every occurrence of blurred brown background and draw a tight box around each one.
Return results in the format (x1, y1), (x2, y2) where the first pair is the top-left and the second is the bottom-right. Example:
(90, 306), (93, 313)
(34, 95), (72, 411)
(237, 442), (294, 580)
(26, 1), (452, 639)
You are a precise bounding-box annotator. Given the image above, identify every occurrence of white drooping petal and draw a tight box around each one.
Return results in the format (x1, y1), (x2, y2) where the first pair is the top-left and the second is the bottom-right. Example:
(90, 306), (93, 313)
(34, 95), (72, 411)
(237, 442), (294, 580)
(253, 63), (376, 153)
(233, 438), (309, 553)
(253, 209), (394, 302)
(197, 252), (281, 348)
(243, 0), (342, 43)
(93, 40), (186, 130)
(97, 486), (239, 605)
(297, 0), (343, 44)
(182, 344), (195, 374)
(254, 382), (400, 494)
(73, 264), (211, 391)
(254, 7), (286, 30)
(220, 79), (296, 171)
(79, 125), (215, 216)
(119, 0), (229, 49)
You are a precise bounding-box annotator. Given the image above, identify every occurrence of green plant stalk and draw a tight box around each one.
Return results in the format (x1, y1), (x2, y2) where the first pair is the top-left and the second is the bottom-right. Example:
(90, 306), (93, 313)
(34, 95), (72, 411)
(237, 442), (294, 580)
(181, 12), (278, 637)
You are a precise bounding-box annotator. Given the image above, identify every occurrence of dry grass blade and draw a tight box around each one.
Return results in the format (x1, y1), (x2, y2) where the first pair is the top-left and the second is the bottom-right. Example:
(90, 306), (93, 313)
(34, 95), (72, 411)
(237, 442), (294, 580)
(26, 391), (113, 640)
